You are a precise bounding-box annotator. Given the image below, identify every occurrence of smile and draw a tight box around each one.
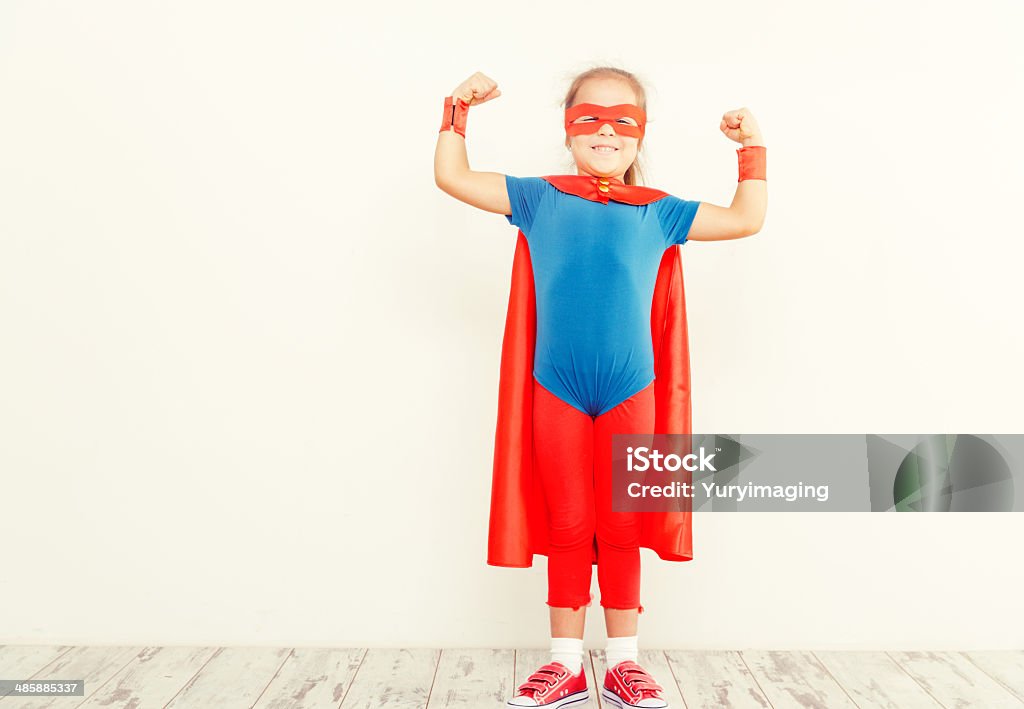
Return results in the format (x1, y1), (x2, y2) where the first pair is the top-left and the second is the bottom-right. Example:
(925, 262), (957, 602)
(592, 146), (618, 153)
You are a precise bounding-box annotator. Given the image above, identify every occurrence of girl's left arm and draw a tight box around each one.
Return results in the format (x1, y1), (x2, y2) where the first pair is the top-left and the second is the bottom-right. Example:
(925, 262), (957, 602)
(687, 108), (767, 242)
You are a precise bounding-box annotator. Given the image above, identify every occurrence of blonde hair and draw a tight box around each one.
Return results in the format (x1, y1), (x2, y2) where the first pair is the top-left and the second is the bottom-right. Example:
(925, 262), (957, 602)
(562, 66), (650, 186)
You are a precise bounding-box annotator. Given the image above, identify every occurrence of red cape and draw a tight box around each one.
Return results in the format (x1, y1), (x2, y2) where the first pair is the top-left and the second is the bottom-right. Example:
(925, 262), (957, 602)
(487, 174), (695, 568)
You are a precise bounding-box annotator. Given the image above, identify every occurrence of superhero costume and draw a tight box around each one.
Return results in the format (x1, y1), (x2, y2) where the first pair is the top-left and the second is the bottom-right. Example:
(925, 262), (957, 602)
(503, 174), (699, 417)
(487, 173), (697, 569)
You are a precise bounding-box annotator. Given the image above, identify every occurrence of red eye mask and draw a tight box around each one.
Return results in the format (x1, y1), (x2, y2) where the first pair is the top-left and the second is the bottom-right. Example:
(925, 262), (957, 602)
(564, 103), (647, 139)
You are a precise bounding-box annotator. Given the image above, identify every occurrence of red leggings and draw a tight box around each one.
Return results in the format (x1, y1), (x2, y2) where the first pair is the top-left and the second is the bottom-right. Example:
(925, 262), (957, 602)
(532, 378), (655, 613)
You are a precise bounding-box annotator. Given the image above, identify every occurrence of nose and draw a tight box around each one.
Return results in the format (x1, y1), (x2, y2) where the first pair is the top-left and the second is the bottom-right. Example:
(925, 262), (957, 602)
(598, 122), (617, 136)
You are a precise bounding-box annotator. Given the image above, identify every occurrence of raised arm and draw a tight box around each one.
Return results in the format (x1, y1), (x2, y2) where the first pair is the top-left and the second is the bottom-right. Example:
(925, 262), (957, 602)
(687, 108), (767, 242)
(686, 179), (764, 241)
(434, 72), (511, 216)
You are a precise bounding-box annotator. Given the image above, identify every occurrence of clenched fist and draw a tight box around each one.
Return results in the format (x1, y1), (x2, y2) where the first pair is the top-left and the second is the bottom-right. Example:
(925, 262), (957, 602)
(452, 72), (502, 107)
(720, 108), (764, 147)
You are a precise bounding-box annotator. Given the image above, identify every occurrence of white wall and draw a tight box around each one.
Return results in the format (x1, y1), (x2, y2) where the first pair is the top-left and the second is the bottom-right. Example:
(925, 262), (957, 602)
(1, 0), (1022, 650)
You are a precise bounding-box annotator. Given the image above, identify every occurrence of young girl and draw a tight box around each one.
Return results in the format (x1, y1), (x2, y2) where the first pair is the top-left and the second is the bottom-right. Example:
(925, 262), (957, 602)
(435, 66), (767, 708)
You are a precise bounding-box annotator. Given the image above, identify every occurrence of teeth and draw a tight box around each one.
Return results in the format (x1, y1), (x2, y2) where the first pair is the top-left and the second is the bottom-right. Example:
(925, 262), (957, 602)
(593, 146), (616, 153)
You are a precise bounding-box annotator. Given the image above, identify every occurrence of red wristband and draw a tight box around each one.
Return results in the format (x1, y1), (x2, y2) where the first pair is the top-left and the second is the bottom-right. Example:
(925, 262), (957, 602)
(737, 145), (766, 181)
(439, 95), (470, 138)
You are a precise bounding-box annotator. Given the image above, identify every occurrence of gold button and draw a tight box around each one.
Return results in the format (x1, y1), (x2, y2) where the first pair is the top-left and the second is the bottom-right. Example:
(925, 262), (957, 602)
(598, 185), (610, 192)
(599, 179), (609, 185)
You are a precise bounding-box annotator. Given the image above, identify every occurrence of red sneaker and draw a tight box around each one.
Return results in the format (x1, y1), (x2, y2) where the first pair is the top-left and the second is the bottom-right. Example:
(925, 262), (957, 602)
(506, 660), (589, 707)
(600, 660), (669, 708)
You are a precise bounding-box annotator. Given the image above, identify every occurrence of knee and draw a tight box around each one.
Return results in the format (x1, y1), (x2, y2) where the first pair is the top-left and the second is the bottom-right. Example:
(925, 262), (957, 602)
(595, 516), (641, 550)
(547, 509), (597, 551)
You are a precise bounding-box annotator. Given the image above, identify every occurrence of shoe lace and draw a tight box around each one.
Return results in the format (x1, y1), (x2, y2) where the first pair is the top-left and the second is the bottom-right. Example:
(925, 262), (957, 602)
(516, 663), (569, 696)
(615, 661), (664, 697)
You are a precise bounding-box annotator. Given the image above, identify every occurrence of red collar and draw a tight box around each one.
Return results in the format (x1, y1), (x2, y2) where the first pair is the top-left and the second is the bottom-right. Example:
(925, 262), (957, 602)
(542, 174), (668, 205)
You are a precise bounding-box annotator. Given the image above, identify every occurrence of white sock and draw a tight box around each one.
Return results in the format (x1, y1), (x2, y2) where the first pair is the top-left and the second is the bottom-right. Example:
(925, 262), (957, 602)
(605, 635), (638, 668)
(550, 636), (584, 675)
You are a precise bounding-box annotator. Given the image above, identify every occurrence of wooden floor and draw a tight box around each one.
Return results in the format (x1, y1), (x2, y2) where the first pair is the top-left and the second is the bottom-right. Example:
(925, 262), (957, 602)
(0, 646), (1022, 708)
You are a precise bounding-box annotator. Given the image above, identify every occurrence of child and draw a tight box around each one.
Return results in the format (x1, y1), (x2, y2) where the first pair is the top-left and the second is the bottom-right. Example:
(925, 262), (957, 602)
(435, 66), (766, 708)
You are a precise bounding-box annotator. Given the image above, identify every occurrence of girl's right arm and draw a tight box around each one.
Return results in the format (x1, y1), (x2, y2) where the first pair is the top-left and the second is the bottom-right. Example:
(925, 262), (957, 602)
(434, 72), (511, 217)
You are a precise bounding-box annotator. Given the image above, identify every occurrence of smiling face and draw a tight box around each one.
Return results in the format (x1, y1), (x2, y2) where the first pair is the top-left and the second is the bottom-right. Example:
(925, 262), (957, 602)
(565, 77), (643, 181)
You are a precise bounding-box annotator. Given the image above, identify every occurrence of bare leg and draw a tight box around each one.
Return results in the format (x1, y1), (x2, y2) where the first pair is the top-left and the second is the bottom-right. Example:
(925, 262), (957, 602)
(604, 607), (638, 638)
(550, 605), (587, 639)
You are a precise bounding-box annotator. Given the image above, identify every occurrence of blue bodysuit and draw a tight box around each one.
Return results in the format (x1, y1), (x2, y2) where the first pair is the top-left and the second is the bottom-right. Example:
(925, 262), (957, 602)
(504, 174), (701, 418)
